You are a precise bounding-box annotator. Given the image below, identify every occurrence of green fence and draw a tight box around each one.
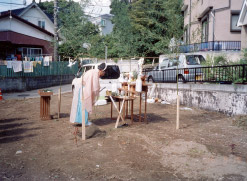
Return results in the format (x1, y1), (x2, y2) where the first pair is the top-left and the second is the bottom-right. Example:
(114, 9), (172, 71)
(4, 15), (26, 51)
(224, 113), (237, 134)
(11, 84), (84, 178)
(0, 61), (79, 78)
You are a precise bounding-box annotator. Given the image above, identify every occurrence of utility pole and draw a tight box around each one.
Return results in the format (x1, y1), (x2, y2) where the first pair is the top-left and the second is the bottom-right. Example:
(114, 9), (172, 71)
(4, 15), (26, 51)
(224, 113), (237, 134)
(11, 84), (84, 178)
(105, 45), (107, 63)
(189, 0), (191, 45)
(54, 0), (58, 61)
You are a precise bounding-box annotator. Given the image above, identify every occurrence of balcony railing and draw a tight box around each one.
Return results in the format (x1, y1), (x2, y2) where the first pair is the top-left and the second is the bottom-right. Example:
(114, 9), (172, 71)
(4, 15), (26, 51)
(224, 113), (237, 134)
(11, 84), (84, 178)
(172, 41), (241, 53)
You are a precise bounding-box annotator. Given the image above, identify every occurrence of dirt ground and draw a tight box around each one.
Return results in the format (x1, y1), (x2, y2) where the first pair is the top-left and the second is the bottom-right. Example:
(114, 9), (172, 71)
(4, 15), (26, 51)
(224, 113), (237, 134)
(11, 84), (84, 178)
(1, 92), (247, 181)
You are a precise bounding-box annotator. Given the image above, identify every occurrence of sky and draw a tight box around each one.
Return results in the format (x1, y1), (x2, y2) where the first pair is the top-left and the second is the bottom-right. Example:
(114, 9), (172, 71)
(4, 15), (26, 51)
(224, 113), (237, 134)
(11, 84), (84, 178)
(0, 0), (111, 16)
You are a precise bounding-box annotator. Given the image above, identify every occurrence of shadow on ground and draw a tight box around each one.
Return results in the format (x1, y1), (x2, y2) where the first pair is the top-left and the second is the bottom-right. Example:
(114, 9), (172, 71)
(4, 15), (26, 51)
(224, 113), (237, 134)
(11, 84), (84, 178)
(0, 118), (26, 124)
(0, 118), (42, 144)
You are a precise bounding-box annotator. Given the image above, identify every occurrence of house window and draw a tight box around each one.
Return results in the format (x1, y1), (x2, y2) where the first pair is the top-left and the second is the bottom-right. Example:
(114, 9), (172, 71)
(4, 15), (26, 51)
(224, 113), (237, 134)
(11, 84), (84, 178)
(101, 19), (106, 27)
(38, 20), (45, 29)
(21, 47), (43, 57)
(231, 11), (241, 32)
(202, 17), (209, 42)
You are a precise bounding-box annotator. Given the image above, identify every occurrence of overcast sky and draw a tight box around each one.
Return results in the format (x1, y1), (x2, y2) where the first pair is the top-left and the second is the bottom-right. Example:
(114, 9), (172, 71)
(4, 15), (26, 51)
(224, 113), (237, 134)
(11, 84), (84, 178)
(0, 0), (111, 16)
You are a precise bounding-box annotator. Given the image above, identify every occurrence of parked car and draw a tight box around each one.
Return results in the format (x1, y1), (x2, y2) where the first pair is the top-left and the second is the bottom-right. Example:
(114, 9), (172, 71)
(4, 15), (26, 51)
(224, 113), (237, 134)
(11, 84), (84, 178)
(72, 63), (120, 93)
(142, 58), (159, 71)
(146, 54), (205, 83)
(80, 59), (93, 66)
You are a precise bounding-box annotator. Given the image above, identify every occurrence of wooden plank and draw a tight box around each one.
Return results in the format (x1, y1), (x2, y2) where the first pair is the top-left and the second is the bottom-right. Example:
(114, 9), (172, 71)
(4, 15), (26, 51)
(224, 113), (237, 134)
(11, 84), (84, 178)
(176, 95), (180, 130)
(111, 101), (113, 119)
(58, 87), (61, 119)
(115, 99), (125, 128)
(145, 91), (147, 123)
(131, 100), (134, 124)
(40, 97), (42, 119)
(139, 93), (142, 122)
(47, 97), (50, 119)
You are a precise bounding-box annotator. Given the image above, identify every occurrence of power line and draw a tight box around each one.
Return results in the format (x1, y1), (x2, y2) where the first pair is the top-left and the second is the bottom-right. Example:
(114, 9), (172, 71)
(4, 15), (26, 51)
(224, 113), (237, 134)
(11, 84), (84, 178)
(0, 3), (21, 7)
(85, 4), (110, 8)
(84, 12), (105, 16)
(0, 1), (25, 5)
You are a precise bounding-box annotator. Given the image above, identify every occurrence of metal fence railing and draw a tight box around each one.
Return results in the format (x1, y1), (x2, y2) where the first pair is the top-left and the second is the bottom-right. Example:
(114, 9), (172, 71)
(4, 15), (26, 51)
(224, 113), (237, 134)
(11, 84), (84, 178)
(173, 41), (241, 53)
(0, 61), (79, 78)
(143, 64), (247, 84)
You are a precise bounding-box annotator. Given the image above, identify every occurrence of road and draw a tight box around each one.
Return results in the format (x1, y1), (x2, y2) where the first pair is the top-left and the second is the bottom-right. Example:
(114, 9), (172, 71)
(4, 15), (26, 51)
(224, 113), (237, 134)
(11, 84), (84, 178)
(3, 84), (72, 100)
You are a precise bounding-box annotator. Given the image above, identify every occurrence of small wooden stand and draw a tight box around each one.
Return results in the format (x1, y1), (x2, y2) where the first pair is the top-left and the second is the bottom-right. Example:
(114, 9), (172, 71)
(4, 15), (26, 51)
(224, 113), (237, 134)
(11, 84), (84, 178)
(38, 90), (53, 120)
(119, 82), (149, 124)
(58, 87), (61, 119)
(176, 95), (180, 130)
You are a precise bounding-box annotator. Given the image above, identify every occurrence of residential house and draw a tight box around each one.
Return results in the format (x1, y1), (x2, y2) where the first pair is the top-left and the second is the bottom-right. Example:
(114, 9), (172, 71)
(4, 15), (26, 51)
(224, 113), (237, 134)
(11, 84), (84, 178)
(0, 2), (54, 60)
(181, 0), (242, 53)
(91, 14), (114, 36)
(238, 0), (247, 49)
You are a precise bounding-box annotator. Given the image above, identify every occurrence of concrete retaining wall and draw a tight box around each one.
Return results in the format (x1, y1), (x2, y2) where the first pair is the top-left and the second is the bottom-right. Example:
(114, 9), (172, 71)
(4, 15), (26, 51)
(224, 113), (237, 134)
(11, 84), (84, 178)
(0, 75), (74, 93)
(152, 83), (247, 116)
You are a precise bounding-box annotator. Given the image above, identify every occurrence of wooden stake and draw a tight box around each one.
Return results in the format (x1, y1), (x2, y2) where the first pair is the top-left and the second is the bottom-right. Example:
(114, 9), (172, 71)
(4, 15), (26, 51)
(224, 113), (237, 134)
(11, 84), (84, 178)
(58, 87), (61, 119)
(176, 95), (180, 130)
(81, 88), (86, 140)
(115, 99), (126, 128)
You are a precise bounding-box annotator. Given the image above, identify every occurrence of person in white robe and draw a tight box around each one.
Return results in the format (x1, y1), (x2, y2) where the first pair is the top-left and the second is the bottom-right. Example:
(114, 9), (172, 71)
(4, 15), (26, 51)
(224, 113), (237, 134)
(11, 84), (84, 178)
(70, 63), (106, 125)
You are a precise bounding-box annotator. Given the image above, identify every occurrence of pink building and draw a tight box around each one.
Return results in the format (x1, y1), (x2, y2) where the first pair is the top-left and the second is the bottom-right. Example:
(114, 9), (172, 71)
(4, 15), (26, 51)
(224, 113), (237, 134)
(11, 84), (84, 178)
(238, 0), (247, 49)
(181, 0), (243, 52)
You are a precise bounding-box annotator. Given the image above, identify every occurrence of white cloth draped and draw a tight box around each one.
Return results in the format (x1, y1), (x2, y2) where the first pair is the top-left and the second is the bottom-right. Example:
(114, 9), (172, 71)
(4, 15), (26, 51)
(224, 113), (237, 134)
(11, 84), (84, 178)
(23, 61), (33, 73)
(12, 61), (22, 72)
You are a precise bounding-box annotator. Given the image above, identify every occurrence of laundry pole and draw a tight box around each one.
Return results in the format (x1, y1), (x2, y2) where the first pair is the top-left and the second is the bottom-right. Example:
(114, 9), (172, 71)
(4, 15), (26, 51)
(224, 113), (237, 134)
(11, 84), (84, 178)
(176, 95), (180, 130)
(176, 67), (180, 130)
(81, 88), (86, 140)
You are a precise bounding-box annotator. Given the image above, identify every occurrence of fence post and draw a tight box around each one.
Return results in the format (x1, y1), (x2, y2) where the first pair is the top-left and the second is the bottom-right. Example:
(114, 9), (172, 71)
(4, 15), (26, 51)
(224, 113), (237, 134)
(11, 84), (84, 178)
(243, 65), (246, 84)
(194, 68), (197, 83)
(162, 70), (164, 83)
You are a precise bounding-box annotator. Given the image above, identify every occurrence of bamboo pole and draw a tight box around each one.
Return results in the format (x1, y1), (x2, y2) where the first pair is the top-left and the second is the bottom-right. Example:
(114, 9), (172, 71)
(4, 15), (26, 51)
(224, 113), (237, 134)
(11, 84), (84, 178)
(58, 87), (61, 119)
(176, 65), (180, 130)
(176, 95), (180, 130)
(81, 88), (86, 140)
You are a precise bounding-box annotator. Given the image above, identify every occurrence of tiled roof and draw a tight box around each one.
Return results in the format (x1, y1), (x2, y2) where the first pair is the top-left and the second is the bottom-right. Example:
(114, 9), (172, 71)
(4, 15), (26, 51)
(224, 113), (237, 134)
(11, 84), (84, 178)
(0, 3), (53, 23)
(44, 12), (54, 22)
(0, 7), (26, 16)
(100, 14), (114, 19)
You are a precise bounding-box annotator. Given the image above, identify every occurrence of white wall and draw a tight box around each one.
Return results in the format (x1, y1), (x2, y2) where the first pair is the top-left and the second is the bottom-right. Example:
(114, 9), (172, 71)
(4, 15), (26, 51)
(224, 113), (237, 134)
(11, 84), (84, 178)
(101, 18), (113, 35)
(21, 7), (54, 34)
(152, 83), (247, 116)
(91, 16), (113, 35)
(183, 0), (242, 43)
(0, 17), (53, 41)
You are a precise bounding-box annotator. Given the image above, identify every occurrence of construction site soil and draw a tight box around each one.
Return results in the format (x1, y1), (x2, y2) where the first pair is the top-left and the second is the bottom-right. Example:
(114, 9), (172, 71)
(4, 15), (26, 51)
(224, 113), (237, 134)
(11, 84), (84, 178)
(1, 92), (247, 180)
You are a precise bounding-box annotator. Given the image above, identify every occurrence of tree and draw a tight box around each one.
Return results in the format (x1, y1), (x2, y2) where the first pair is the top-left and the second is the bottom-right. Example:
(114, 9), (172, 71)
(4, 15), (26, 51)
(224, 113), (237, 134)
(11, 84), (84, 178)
(109, 0), (138, 58)
(109, 0), (183, 57)
(39, 0), (101, 59)
(130, 0), (183, 56)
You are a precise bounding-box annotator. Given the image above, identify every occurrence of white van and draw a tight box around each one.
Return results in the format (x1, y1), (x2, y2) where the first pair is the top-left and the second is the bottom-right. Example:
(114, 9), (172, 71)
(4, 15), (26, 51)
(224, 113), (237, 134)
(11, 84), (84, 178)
(72, 63), (120, 93)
